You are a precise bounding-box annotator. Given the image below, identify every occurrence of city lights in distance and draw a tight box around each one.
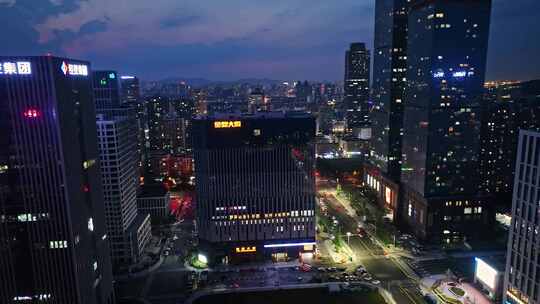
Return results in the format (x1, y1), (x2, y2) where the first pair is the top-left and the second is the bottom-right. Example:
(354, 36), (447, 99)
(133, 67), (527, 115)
(121, 75), (135, 79)
(0, 61), (32, 75)
(23, 108), (40, 118)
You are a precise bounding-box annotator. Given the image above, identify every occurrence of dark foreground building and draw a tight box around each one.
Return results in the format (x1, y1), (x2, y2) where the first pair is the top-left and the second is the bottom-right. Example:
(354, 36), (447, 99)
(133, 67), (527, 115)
(400, 0), (494, 243)
(0, 56), (114, 303)
(193, 113), (316, 264)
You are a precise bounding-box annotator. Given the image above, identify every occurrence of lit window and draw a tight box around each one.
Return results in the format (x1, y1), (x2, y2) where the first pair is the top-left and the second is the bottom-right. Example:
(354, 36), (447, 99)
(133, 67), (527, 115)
(88, 218), (94, 232)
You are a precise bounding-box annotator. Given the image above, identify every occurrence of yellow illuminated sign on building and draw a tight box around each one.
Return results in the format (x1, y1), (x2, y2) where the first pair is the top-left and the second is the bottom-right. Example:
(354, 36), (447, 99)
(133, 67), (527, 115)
(214, 120), (242, 128)
(235, 246), (256, 253)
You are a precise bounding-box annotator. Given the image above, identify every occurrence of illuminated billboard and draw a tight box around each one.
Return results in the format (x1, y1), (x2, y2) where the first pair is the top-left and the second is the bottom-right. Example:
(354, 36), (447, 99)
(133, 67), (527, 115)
(235, 246), (256, 253)
(214, 120), (241, 129)
(475, 257), (498, 290)
(60, 61), (88, 76)
(0, 61), (32, 75)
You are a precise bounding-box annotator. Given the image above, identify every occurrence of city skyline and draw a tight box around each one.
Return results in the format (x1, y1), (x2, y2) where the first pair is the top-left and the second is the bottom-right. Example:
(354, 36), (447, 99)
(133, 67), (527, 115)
(0, 0), (538, 81)
(1, 1), (540, 304)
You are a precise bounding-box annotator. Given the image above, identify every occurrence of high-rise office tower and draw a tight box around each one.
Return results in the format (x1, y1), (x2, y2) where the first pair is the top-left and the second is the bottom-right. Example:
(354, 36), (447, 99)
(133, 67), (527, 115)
(400, 0), (493, 243)
(344, 43), (371, 135)
(96, 115), (151, 267)
(93, 71), (151, 268)
(94, 71), (121, 109)
(480, 80), (540, 212)
(120, 75), (140, 104)
(0, 56), (114, 303)
(144, 97), (169, 178)
(193, 113), (316, 263)
(503, 130), (540, 304)
(370, 0), (409, 181)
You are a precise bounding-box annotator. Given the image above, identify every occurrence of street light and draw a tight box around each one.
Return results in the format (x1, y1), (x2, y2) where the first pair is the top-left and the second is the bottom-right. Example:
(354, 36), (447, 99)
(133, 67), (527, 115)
(346, 232), (351, 245)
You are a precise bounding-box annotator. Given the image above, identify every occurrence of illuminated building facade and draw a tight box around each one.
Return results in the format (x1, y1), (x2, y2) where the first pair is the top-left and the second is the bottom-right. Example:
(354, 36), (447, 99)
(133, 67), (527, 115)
(400, 0), (494, 242)
(370, 0), (408, 182)
(344, 43), (371, 133)
(0, 56), (114, 303)
(193, 113), (316, 263)
(503, 130), (540, 304)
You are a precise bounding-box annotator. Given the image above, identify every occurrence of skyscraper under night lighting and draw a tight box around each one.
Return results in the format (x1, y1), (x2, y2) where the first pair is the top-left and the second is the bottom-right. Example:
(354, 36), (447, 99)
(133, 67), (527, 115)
(370, 0), (409, 182)
(0, 56), (114, 303)
(400, 0), (494, 243)
(344, 43), (371, 137)
(193, 113), (316, 263)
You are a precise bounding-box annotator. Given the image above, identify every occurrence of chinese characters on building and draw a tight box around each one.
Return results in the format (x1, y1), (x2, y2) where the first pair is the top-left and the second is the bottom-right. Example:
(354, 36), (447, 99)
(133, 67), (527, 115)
(0, 61), (32, 75)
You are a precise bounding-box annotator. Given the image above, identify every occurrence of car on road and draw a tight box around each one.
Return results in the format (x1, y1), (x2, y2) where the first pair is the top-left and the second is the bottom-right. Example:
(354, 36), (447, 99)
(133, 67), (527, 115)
(297, 276), (303, 282)
(371, 280), (381, 285)
(364, 276), (373, 281)
(317, 267), (326, 272)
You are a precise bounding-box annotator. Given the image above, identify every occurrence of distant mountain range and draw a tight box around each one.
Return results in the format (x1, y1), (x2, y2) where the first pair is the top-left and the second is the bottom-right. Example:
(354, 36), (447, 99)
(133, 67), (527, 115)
(145, 77), (286, 88)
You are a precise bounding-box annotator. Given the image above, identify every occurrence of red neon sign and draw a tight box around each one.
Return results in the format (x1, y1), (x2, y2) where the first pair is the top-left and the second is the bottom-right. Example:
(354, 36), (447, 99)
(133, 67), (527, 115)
(23, 109), (40, 118)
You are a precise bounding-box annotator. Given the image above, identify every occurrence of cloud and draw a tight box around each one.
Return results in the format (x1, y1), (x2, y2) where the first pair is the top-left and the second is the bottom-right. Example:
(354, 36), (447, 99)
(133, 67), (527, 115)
(13, 0), (538, 81)
(34, 0), (373, 55)
(0, 0), (16, 7)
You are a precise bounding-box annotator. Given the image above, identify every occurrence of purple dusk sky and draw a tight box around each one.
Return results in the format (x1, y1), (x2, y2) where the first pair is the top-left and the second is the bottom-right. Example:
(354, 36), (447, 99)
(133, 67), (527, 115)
(1, 0), (539, 81)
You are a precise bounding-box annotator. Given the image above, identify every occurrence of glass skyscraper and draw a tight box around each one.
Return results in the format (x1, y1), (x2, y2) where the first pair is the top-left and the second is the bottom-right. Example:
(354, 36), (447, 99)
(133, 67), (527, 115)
(400, 0), (494, 242)
(193, 113), (316, 264)
(344, 43), (371, 134)
(0, 56), (114, 303)
(370, 0), (408, 181)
